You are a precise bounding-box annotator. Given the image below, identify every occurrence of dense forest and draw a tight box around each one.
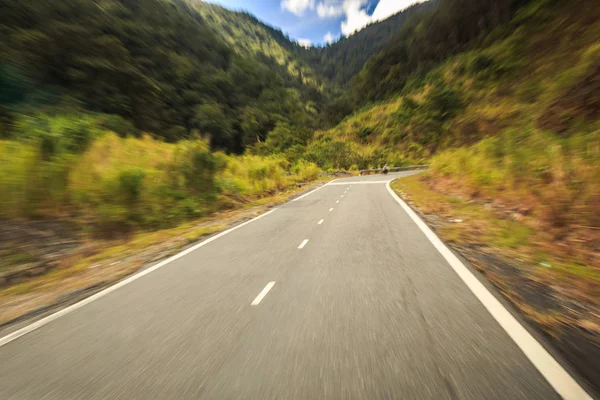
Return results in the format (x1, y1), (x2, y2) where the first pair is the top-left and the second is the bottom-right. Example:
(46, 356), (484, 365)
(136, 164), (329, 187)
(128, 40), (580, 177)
(0, 0), (321, 152)
(303, 0), (436, 86)
(1, 0), (457, 153)
(353, 0), (531, 101)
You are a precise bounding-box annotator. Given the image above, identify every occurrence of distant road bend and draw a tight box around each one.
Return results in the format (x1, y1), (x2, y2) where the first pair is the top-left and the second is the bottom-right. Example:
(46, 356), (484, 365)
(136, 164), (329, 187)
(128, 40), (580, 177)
(0, 172), (593, 399)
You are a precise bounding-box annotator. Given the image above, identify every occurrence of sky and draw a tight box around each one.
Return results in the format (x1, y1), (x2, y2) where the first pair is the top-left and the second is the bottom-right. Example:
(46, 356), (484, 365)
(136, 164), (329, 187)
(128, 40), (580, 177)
(205, 0), (422, 47)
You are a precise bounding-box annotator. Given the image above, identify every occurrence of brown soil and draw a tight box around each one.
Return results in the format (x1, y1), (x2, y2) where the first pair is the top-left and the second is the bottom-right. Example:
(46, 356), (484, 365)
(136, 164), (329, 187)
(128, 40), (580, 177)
(396, 177), (600, 394)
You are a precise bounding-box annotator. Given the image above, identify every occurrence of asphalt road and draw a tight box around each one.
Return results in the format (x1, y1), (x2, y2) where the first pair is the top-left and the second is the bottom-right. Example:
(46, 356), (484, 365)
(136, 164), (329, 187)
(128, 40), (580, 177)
(0, 172), (581, 399)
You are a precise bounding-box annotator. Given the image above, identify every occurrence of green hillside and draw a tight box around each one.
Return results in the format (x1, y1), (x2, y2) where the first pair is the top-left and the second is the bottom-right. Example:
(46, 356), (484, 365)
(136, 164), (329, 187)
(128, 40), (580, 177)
(317, 0), (599, 260)
(0, 0), (321, 151)
(303, 1), (436, 86)
(189, 1), (325, 93)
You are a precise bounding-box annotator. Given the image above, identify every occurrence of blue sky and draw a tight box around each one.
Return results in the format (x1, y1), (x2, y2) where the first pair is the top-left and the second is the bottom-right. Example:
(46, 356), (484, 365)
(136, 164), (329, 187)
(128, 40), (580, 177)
(205, 0), (423, 46)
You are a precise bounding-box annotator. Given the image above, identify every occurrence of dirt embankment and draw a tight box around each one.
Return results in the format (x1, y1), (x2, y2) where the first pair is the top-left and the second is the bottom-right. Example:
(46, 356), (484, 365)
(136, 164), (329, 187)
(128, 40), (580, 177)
(393, 175), (600, 394)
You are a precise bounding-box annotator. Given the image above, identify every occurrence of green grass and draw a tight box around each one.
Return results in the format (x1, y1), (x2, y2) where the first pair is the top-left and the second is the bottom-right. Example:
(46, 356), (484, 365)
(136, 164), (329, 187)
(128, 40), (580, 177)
(490, 220), (533, 249)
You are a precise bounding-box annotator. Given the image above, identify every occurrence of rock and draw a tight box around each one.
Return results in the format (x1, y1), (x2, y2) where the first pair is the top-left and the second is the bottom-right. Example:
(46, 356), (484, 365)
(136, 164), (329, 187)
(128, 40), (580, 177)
(510, 212), (524, 221)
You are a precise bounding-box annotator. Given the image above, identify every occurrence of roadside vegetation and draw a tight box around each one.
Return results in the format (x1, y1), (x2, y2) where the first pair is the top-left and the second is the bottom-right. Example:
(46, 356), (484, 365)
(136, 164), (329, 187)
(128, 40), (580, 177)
(0, 113), (322, 237)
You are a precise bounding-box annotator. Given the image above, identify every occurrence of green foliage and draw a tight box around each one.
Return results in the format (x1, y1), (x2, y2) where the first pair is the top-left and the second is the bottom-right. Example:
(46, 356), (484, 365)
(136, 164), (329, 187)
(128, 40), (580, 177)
(118, 168), (146, 205)
(15, 114), (97, 157)
(431, 127), (599, 228)
(291, 160), (320, 182)
(265, 122), (313, 152)
(471, 55), (495, 73)
(303, 1), (435, 86)
(97, 114), (139, 137)
(217, 154), (292, 196)
(0, 0), (322, 153)
(425, 85), (465, 122)
(357, 126), (374, 142)
(353, 0), (529, 102)
(304, 137), (358, 170)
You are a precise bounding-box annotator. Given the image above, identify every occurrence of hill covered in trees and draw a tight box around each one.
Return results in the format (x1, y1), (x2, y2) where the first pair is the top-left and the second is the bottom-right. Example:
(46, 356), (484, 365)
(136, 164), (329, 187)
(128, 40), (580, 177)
(0, 0), (323, 152)
(303, 1), (437, 86)
(1, 0), (466, 153)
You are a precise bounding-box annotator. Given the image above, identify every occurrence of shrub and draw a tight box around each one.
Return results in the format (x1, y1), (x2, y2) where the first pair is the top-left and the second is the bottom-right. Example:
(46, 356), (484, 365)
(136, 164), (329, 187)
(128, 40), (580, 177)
(357, 126), (374, 141)
(471, 55), (495, 73)
(98, 114), (139, 137)
(217, 154), (289, 196)
(424, 84), (465, 122)
(118, 168), (146, 204)
(304, 139), (357, 170)
(292, 160), (320, 182)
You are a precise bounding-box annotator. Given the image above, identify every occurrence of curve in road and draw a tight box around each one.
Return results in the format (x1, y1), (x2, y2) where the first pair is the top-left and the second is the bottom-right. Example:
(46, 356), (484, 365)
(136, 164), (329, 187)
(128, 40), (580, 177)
(0, 172), (592, 399)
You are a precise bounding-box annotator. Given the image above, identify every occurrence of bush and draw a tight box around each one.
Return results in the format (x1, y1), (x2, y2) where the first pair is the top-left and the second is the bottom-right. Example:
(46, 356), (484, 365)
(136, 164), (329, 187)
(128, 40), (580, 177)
(304, 138), (358, 170)
(292, 160), (320, 182)
(98, 114), (139, 137)
(217, 154), (289, 196)
(471, 55), (494, 73)
(424, 84), (465, 122)
(118, 168), (146, 204)
(357, 126), (373, 141)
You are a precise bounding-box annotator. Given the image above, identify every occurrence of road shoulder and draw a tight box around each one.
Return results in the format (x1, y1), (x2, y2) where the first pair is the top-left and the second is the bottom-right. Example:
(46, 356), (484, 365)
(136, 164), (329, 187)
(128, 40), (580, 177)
(389, 174), (599, 398)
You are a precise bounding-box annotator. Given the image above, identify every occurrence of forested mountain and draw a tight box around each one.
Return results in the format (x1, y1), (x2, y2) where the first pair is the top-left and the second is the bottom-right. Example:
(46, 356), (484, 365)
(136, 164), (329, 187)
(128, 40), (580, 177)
(0, 0), (321, 152)
(353, 0), (530, 102)
(188, 1), (325, 93)
(2, 0), (589, 155)
(3, 0), (482, 153)
(304, 1), (436, 86)
(313, 0), (599, 164)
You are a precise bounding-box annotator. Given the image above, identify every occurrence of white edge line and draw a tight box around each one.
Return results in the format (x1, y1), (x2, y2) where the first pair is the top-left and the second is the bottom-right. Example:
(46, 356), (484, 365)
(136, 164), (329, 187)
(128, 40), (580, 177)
(251, 281), (276, 306)
(318, 219), (324, 225)
(0, 208), (278, 348)
(298, 239), (309, 249)
(385, 181), (592, 400)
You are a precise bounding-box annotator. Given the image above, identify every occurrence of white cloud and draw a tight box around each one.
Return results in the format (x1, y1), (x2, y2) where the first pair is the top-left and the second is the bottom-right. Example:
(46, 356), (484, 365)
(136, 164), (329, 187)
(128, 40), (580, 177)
(370, 0), (421, 21)
(297, 38), (313, 48)
(281, 0), (315, 16)
(313, 0), (422, 37)
(317, 1), (344, 18)
(324, 32), (335, 44)
(340, 0), (371, 36)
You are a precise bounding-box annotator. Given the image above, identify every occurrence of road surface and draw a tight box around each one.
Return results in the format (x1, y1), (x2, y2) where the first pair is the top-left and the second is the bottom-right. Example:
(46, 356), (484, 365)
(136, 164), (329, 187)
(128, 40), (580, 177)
(0, 172), (587, 399)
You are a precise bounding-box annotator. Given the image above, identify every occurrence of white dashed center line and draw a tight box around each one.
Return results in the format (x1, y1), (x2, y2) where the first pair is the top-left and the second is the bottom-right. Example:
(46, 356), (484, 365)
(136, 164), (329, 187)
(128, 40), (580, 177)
(318, 219), (324, 225)
(329, 208), (334, 212)
(298, 239), (309, 249)
(251, 281), (276, 306)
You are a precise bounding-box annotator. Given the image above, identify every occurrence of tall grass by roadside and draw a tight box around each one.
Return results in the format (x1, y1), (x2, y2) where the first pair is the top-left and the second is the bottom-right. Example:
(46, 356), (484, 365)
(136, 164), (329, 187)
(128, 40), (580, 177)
(431, 128), (599, 234)
(0, 114), (322, 236)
